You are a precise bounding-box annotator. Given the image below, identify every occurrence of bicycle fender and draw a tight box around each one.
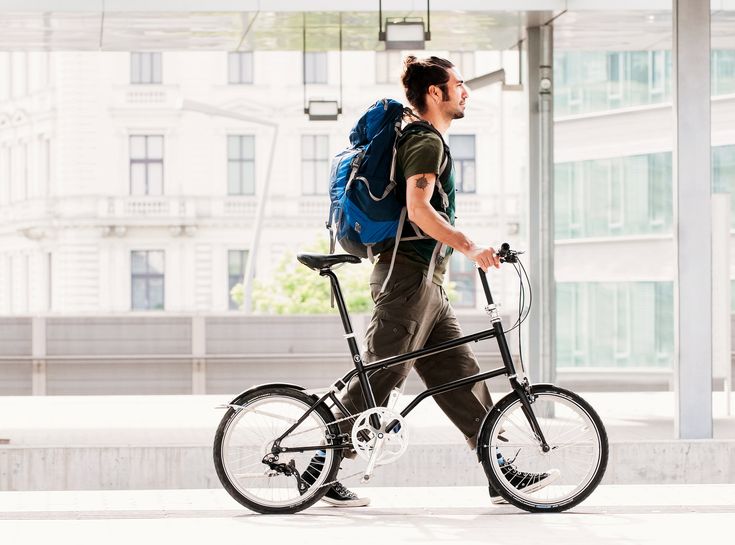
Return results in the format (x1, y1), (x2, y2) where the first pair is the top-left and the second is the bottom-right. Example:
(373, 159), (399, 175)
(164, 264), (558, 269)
(475, 383), (556, 463)
(227, 382), (307, 406)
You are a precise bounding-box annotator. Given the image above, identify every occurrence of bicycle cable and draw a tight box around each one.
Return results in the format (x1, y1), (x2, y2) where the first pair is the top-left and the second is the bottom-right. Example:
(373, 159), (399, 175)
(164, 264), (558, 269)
(499, 254), (533, 376)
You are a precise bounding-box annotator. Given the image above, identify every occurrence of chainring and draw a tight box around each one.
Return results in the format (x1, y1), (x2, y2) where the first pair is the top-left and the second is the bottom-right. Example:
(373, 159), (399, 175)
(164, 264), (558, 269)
(350, 407), (409, 464)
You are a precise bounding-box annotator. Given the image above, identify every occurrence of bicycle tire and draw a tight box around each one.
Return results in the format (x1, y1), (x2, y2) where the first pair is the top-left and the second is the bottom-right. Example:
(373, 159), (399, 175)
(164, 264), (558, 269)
(213, 386), (343, 514)
(478, 384), (608, 513)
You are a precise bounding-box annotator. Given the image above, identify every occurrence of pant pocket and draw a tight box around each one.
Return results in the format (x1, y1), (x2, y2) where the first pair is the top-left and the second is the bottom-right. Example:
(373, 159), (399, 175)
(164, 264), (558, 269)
(365, 310), (419, 359)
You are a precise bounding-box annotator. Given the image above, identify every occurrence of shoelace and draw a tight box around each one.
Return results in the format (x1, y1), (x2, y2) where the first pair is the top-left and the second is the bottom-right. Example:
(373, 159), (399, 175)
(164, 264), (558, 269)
(330, 482), (356, 499)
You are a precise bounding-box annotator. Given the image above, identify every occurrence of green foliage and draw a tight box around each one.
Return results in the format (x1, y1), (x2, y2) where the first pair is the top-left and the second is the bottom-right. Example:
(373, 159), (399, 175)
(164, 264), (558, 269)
(231, 238), (374, 315)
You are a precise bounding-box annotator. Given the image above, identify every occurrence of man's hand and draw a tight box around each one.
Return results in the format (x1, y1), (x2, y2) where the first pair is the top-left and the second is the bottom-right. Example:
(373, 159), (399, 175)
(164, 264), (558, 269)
(463, 245), (501, 272)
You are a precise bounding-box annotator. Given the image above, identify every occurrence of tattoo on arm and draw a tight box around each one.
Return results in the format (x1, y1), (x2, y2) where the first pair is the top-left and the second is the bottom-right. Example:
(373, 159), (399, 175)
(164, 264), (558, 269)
(415, 176), (429, 191)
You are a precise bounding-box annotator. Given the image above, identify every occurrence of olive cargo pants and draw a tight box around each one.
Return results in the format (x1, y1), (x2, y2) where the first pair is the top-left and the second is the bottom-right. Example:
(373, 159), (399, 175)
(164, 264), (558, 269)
(339, 261), (494, 450)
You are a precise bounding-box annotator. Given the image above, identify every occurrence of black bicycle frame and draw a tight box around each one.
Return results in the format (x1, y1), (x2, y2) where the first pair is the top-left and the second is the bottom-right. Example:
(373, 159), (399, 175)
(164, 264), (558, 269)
(273, 267), (550, 454)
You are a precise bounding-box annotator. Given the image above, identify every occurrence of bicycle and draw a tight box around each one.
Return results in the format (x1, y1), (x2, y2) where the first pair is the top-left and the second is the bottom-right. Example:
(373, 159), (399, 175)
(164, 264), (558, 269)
(213, 243), (608, 514)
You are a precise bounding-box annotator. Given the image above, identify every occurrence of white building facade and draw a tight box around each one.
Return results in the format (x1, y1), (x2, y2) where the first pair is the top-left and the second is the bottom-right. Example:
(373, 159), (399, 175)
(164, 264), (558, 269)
(0, 50), (525, 316)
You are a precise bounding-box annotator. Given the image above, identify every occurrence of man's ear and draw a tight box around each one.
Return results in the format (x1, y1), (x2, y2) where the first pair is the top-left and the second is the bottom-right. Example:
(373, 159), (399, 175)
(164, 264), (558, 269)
(428, 85), (440, 104)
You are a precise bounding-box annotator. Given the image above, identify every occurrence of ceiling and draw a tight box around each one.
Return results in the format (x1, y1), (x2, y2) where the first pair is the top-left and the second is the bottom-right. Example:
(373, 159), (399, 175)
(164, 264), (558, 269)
(0, 1), (733, 52)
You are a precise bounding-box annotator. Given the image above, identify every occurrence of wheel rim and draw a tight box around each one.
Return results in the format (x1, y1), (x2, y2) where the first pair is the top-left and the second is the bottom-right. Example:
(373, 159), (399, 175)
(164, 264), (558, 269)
(488, 392), (603, 507)
(220, 395), (335, 508)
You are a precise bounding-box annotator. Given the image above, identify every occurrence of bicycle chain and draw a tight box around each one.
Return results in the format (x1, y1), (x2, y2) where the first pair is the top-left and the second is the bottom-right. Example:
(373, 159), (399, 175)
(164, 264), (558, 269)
(275, 411), (375, 492)
(245, 406), (380, 492)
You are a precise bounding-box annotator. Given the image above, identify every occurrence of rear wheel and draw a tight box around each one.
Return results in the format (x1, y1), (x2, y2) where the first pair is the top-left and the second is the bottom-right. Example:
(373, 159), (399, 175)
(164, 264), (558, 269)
(478, 384), (608, 512)
(213, 386), (342, 514)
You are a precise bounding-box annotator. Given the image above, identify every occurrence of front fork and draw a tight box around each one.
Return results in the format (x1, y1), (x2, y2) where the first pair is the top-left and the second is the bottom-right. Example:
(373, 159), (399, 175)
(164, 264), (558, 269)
(488, 303), (551, 453)
(511, 376), (551, 453)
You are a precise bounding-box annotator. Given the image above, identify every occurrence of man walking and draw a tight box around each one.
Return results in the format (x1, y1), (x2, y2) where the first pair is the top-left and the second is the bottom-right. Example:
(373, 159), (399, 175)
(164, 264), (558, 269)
(304, 56), (555, 507)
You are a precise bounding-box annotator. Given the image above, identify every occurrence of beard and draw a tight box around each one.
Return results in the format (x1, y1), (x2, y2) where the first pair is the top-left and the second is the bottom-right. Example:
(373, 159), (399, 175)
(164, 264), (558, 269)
(452, 110), (465, 120)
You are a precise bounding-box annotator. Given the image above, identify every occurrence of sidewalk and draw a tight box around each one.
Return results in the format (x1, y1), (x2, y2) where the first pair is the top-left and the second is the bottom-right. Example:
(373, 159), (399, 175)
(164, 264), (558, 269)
(1, 392), (734, 489)
(1, 485), (734, 545)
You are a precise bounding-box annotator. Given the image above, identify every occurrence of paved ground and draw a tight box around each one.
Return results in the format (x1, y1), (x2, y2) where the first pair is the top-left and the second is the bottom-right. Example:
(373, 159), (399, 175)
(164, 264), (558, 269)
(1, 485), (734, 545)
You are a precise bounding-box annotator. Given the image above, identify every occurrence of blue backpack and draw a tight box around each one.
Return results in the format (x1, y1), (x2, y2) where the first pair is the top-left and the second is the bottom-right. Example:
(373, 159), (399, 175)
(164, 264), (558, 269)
(326, 98), (449, 287)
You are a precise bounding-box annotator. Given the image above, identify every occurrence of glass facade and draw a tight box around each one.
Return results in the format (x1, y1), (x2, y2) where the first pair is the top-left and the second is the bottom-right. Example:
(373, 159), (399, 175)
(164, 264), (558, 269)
(556, 281), (674, 369)
(555, 49), (735, 117)
(555, 152), (673, 239)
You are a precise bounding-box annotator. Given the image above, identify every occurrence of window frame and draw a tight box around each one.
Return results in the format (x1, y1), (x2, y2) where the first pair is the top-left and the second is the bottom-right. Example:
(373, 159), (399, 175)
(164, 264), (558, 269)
(448, 134), (476, 193)
(301, 134), (330, 195)
(227, 51), (254, 85)
(130, 250), (165, 311)
(228, 249), (249, 311)
(227, 135), (256, 196)
(129, 135), (164, 195)
(130, 52), (162, 85)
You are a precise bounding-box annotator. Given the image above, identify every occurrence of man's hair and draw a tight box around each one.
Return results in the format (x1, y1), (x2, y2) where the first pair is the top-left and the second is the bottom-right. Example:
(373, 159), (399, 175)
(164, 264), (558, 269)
(401, 56), (454, 114)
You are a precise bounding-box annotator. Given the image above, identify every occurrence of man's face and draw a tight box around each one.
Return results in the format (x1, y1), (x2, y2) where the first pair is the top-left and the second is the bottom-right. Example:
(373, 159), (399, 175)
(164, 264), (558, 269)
(438, 67), (469, 119)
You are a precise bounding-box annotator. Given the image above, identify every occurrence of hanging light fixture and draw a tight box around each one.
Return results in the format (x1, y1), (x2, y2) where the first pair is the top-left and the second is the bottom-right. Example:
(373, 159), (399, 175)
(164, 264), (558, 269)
(379, 0), (431, 50)
(303, 12), (343, 121)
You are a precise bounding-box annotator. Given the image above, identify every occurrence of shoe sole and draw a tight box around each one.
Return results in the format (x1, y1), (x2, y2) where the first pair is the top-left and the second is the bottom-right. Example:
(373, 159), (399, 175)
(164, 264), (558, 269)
(321, 496), (371, 507)
(491, 468), (562, 504)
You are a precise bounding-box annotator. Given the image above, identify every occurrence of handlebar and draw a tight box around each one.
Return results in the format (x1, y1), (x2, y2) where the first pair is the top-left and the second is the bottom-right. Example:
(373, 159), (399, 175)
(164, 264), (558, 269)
(476, 242), (523, 305)
(497, 242), (521, 264)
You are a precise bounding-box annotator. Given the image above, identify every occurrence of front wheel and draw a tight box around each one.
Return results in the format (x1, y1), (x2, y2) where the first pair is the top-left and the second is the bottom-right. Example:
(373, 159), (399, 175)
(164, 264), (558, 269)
(478, 384), (608, 513)
(213, 386), (343, 514)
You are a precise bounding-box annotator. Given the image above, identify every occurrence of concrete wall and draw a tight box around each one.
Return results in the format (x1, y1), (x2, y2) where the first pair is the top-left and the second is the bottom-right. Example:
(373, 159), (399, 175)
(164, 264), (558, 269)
(0, 313), (509, 396)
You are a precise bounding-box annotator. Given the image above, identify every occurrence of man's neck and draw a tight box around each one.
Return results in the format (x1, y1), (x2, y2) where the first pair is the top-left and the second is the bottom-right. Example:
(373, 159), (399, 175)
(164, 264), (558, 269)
(419, 110), (450, 135)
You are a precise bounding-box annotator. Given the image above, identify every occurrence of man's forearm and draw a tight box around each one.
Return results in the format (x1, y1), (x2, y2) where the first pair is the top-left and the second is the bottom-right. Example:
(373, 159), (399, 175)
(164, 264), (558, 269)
(407, 201), (476, 254)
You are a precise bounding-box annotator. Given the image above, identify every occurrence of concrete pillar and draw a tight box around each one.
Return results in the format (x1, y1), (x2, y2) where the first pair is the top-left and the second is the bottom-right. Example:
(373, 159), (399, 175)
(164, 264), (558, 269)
(31, 316), (46, 396)
(191, 315), (206, 395)
(673, 0), (713, 439)
(527, 24), (556, 385)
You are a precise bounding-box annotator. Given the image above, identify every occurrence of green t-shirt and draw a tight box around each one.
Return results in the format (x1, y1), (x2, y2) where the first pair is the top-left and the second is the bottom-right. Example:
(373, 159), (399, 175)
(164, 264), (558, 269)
(381, 129), (456, 285)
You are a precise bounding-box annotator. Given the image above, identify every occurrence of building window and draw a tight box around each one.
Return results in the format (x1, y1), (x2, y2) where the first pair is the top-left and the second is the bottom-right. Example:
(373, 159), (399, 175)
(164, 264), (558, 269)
(449, 135), (476, 193)
(130, 135), (164, 195)
(304, 52), (328, 84)
(131, 53), (162, 84)
(608, 161), (623, 230)
(131, 250), (165, 311)
(647, 153), (671, 227)
(228, 250), (248, 310)
(227, 135), (255, 195)
(557, 281), (673, 369)
(375, 51), (401, 84)
(228, 52), (253, 84)
(449, 253), (475, 307)
(301, 135), (329, 195)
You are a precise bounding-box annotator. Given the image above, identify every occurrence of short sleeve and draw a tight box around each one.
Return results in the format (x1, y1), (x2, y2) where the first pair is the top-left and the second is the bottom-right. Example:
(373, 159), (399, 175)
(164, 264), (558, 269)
(397, 132), (444, 179)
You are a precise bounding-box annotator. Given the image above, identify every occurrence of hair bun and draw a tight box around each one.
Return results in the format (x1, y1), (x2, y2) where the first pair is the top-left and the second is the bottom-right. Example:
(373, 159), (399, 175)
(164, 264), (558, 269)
(404, 55), (418, 66)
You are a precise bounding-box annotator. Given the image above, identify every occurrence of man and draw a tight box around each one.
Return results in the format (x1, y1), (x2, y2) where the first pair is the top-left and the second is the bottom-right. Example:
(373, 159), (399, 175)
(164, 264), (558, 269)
(304, 56), (555, 506)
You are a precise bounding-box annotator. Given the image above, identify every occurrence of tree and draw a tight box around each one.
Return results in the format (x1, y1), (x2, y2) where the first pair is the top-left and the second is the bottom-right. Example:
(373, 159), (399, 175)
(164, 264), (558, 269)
(231, 238), (374, 314)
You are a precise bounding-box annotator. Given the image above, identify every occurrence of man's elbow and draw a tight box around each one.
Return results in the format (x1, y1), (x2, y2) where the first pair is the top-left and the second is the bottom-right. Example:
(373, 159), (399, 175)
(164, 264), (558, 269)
(406, 203), (422, 223)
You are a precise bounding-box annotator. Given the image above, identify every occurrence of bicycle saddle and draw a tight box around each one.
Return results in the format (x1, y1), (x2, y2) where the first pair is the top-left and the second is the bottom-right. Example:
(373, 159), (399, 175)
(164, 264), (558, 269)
(297, 253), (362, 270)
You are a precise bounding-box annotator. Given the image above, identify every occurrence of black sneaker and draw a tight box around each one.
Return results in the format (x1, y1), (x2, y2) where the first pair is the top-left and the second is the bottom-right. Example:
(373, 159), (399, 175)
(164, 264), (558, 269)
(321, 481), (370, 507)
(489, 450), (559, 505)
(300, 451), (370, 507)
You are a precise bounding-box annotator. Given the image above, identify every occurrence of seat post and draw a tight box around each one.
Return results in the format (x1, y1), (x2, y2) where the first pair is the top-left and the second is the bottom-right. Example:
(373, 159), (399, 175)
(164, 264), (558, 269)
(320, 268), (379, 410)
(320, 268), (356, 341)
